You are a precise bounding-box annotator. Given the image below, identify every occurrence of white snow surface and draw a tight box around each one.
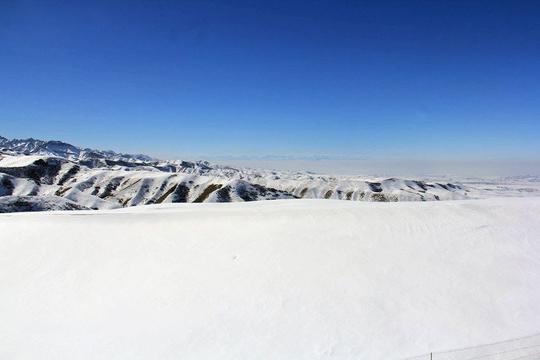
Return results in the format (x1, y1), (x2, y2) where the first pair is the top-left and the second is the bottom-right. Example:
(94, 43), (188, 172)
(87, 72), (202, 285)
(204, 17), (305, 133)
(1, 197), (539, 359)
(0, 154), (54, 167)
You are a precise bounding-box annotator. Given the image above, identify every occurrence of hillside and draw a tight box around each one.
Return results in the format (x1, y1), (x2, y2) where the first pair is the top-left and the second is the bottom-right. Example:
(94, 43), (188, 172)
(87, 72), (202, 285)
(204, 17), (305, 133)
(1, 197), (539, 359)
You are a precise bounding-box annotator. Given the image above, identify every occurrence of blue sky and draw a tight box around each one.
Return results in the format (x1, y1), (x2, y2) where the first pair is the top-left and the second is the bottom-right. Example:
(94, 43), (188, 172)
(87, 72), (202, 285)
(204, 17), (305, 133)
(1, 0), (539, 164)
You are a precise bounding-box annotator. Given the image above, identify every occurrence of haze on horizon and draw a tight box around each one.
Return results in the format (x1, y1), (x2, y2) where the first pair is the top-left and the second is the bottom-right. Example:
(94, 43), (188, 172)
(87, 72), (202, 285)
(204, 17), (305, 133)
(1, 0), (539, 176)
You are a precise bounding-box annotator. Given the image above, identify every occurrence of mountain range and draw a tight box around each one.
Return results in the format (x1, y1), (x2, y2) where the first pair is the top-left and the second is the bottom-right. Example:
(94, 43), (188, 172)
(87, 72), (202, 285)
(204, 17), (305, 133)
(0, 135), (470, 212)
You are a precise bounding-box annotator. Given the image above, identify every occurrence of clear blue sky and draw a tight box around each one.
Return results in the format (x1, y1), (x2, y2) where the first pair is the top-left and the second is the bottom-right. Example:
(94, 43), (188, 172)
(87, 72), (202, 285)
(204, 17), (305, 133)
(1, 0), (539, 162)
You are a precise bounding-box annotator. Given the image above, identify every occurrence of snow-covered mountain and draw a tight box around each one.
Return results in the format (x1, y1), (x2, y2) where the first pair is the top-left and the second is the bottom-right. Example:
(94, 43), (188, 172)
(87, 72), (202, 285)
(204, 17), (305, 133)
(0, 134), (520, 212)
(0, 135), (154, 164)
(2, 138), (540, 359)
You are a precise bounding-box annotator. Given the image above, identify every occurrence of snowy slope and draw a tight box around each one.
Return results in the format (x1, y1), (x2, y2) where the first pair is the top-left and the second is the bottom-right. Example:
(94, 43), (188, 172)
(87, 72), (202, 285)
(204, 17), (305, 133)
(0, 197), (538, 359)
(0, 195), (90, 213)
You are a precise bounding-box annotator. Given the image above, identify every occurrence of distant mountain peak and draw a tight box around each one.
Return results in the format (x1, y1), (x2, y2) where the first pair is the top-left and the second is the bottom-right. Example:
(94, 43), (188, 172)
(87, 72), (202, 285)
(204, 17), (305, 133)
(0, 135), (156, 163)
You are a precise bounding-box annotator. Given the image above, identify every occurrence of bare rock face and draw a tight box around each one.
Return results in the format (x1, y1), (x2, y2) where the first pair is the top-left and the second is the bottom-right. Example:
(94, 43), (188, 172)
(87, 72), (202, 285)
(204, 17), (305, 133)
(0, 157), (65, 185)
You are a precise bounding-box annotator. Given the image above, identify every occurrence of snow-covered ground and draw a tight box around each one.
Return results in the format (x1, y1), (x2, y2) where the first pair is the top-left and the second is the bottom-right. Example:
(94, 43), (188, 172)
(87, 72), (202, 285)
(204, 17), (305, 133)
(1, 197), (539, 359)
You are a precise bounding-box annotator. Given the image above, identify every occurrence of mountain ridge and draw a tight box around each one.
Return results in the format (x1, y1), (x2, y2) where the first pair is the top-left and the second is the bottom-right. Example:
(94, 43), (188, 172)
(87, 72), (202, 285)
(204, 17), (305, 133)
(0, 135), (155, 163)
(0, 135), (471, 212)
